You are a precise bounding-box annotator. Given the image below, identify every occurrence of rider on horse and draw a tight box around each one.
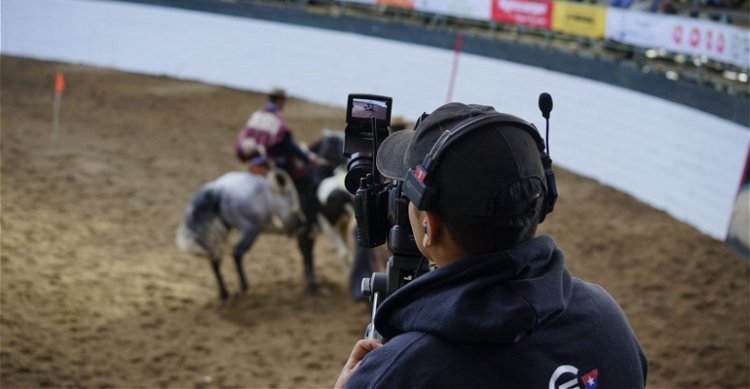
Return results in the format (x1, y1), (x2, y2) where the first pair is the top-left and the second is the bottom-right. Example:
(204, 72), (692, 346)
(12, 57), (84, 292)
(235, 87), (321, 193)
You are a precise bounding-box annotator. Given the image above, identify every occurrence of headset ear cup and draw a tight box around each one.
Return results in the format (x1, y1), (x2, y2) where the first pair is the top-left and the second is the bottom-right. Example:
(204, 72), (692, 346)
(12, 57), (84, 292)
(404, 166), (437, 210)
(539, 155), (558, 223)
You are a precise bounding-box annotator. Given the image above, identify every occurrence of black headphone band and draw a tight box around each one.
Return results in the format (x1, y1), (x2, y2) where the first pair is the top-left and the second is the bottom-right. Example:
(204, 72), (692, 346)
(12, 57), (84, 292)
(403, 111), (557, 223)
(422, 113), (546, 175)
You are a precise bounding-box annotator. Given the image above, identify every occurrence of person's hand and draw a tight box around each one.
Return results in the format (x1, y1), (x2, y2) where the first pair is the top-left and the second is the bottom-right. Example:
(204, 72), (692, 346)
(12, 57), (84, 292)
(334, 338), (383, 389)
(308, 152), (328, 166)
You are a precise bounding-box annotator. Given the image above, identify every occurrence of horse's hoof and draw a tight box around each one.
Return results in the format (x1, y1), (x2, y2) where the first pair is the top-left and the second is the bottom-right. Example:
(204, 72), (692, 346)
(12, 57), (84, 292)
(307, 284), (330, 297)
(235, 287), (249, 298)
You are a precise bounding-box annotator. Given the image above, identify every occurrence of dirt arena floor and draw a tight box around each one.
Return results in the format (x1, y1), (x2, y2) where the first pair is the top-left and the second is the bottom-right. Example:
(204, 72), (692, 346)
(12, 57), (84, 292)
(1, 56), (748, 388)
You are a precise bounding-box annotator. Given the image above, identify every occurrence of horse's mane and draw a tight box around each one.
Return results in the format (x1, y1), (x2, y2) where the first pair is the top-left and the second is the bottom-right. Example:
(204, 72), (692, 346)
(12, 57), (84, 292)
(310, 129), (346, 167)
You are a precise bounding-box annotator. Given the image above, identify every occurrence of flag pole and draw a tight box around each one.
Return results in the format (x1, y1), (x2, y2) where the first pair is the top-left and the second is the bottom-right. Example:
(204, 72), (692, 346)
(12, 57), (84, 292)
(52, 72), (65, 141)
(445, 33), (463, 104)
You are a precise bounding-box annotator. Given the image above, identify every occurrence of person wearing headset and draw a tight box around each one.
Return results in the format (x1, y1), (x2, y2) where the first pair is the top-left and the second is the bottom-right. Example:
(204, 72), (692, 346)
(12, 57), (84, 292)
(334, 102), (647, 388)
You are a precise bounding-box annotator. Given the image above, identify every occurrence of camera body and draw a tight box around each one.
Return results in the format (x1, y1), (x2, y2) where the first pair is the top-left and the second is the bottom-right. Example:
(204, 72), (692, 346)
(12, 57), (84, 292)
(343, 94), (392, 195)
(343, 94), (393, 248)
(343, 94), (429, 341)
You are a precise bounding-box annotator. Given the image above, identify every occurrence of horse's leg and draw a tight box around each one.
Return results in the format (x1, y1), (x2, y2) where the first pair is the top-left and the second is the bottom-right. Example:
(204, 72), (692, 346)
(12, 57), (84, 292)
(233, 225), (261, 293)
(210, 258), (230, 300)
(317, 214), (350, 266)
(292, 174), (323, 295)
(297, 230), (320, 294)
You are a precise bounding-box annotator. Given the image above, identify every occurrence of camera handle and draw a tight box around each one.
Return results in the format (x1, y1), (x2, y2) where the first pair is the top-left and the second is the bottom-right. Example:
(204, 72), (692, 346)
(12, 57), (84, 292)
(362, 272), (387, 342)
(361, 251), (429, 342)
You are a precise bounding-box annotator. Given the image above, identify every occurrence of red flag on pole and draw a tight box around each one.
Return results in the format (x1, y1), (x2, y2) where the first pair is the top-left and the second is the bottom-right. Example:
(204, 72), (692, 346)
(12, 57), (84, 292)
(52, 72), (65, 141)
(54, 72), (65, 93)
(445, 33), (463, 103)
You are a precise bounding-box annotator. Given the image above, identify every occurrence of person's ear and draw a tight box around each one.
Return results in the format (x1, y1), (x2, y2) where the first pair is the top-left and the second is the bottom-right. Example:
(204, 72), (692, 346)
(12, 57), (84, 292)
(422, 211), (441, 248)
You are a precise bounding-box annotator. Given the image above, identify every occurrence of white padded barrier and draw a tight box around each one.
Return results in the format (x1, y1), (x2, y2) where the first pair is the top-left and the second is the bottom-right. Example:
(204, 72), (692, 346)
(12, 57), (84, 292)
(2, 0), (747, 239)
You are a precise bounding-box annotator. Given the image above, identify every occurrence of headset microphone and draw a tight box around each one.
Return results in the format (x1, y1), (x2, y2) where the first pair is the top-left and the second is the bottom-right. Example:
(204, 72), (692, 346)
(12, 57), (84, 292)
(537, 92), (557, 222)
(538, 92), (553, 155)
(538, 93), (553, 119)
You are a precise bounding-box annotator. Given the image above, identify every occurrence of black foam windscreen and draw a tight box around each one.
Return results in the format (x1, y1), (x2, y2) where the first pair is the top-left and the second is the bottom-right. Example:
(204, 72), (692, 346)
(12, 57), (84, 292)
(538, 93), (553, 119)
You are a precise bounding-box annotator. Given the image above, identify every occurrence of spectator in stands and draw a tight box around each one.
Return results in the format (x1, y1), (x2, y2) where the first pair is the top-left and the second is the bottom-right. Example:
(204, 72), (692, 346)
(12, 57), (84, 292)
(389, 116), (409, 133)
(658, 0), (678, 13)
(611, 0), (660, 11)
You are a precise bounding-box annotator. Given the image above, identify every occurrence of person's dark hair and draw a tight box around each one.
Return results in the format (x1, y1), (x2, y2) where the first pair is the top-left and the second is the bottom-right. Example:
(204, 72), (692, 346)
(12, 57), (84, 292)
(438, 178), (544, 256)
(268, 88), (287, 104)
(268, 95), (285, 104)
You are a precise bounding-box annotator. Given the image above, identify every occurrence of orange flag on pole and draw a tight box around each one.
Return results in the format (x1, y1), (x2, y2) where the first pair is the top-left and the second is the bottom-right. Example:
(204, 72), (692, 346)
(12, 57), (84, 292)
(52, 72), (65, 141)
(54, 72), (66, 93)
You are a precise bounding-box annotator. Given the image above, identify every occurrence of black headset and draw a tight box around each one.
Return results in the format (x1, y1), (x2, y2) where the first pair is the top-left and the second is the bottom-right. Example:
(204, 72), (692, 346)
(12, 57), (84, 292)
(402, 112), (558, 224)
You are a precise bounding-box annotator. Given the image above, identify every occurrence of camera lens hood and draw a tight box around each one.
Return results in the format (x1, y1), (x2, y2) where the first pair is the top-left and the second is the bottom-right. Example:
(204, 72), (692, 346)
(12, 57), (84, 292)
(345, 152), (373, 194)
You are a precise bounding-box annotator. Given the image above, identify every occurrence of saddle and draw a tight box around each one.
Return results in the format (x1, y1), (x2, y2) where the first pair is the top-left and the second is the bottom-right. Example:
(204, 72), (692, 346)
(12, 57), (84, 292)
(248, 160), (271, 176)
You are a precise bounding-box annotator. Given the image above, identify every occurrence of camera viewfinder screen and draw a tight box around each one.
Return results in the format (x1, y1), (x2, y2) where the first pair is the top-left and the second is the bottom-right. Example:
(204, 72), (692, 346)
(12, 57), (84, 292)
(351, 98), (389, 120)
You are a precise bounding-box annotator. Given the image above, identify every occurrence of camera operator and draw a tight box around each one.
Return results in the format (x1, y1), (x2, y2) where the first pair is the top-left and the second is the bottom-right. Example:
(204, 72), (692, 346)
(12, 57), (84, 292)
(335, 102), (647, 388)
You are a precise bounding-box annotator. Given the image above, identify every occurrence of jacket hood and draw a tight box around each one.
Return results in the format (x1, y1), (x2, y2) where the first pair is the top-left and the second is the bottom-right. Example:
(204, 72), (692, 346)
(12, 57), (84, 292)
(373, 235), (572, 344)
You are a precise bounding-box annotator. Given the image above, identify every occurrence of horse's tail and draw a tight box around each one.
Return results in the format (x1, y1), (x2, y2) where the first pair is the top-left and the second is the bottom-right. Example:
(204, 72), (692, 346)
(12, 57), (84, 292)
(176, 188), (228, 260)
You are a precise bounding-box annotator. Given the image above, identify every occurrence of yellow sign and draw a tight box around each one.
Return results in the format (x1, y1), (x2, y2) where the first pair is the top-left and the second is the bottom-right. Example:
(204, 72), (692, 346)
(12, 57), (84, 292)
(552, 2), (606, 38)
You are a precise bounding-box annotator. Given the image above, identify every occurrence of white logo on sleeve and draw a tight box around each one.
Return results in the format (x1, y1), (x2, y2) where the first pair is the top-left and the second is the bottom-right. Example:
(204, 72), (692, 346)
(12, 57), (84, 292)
(549, 365), (599, 389)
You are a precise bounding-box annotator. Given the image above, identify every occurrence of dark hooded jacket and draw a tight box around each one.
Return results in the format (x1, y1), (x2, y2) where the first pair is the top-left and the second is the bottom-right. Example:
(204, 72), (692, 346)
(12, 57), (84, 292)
(346, 235), (647, 389)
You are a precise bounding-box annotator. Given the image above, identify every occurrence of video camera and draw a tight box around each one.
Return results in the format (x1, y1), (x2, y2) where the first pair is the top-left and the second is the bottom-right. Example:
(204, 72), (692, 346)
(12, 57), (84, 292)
(343, 94), (430, 342)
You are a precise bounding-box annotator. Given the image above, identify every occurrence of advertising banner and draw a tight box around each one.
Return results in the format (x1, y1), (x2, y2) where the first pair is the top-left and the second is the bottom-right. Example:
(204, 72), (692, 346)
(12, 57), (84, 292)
(414, 0), (492, 21)
(552, 1), (607, 38)
(377, 0), (415, 7)
(606, 9), (749, 68)
(491, 0), (553, 29)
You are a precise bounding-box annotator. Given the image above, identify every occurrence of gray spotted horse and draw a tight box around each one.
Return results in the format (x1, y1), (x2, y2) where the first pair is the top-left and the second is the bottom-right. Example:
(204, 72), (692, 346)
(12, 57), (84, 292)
(176, 130), (348, 299)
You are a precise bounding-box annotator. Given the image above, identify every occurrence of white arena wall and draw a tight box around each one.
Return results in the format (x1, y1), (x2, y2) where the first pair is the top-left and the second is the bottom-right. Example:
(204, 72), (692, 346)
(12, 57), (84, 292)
(2, 0), (748, 240)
